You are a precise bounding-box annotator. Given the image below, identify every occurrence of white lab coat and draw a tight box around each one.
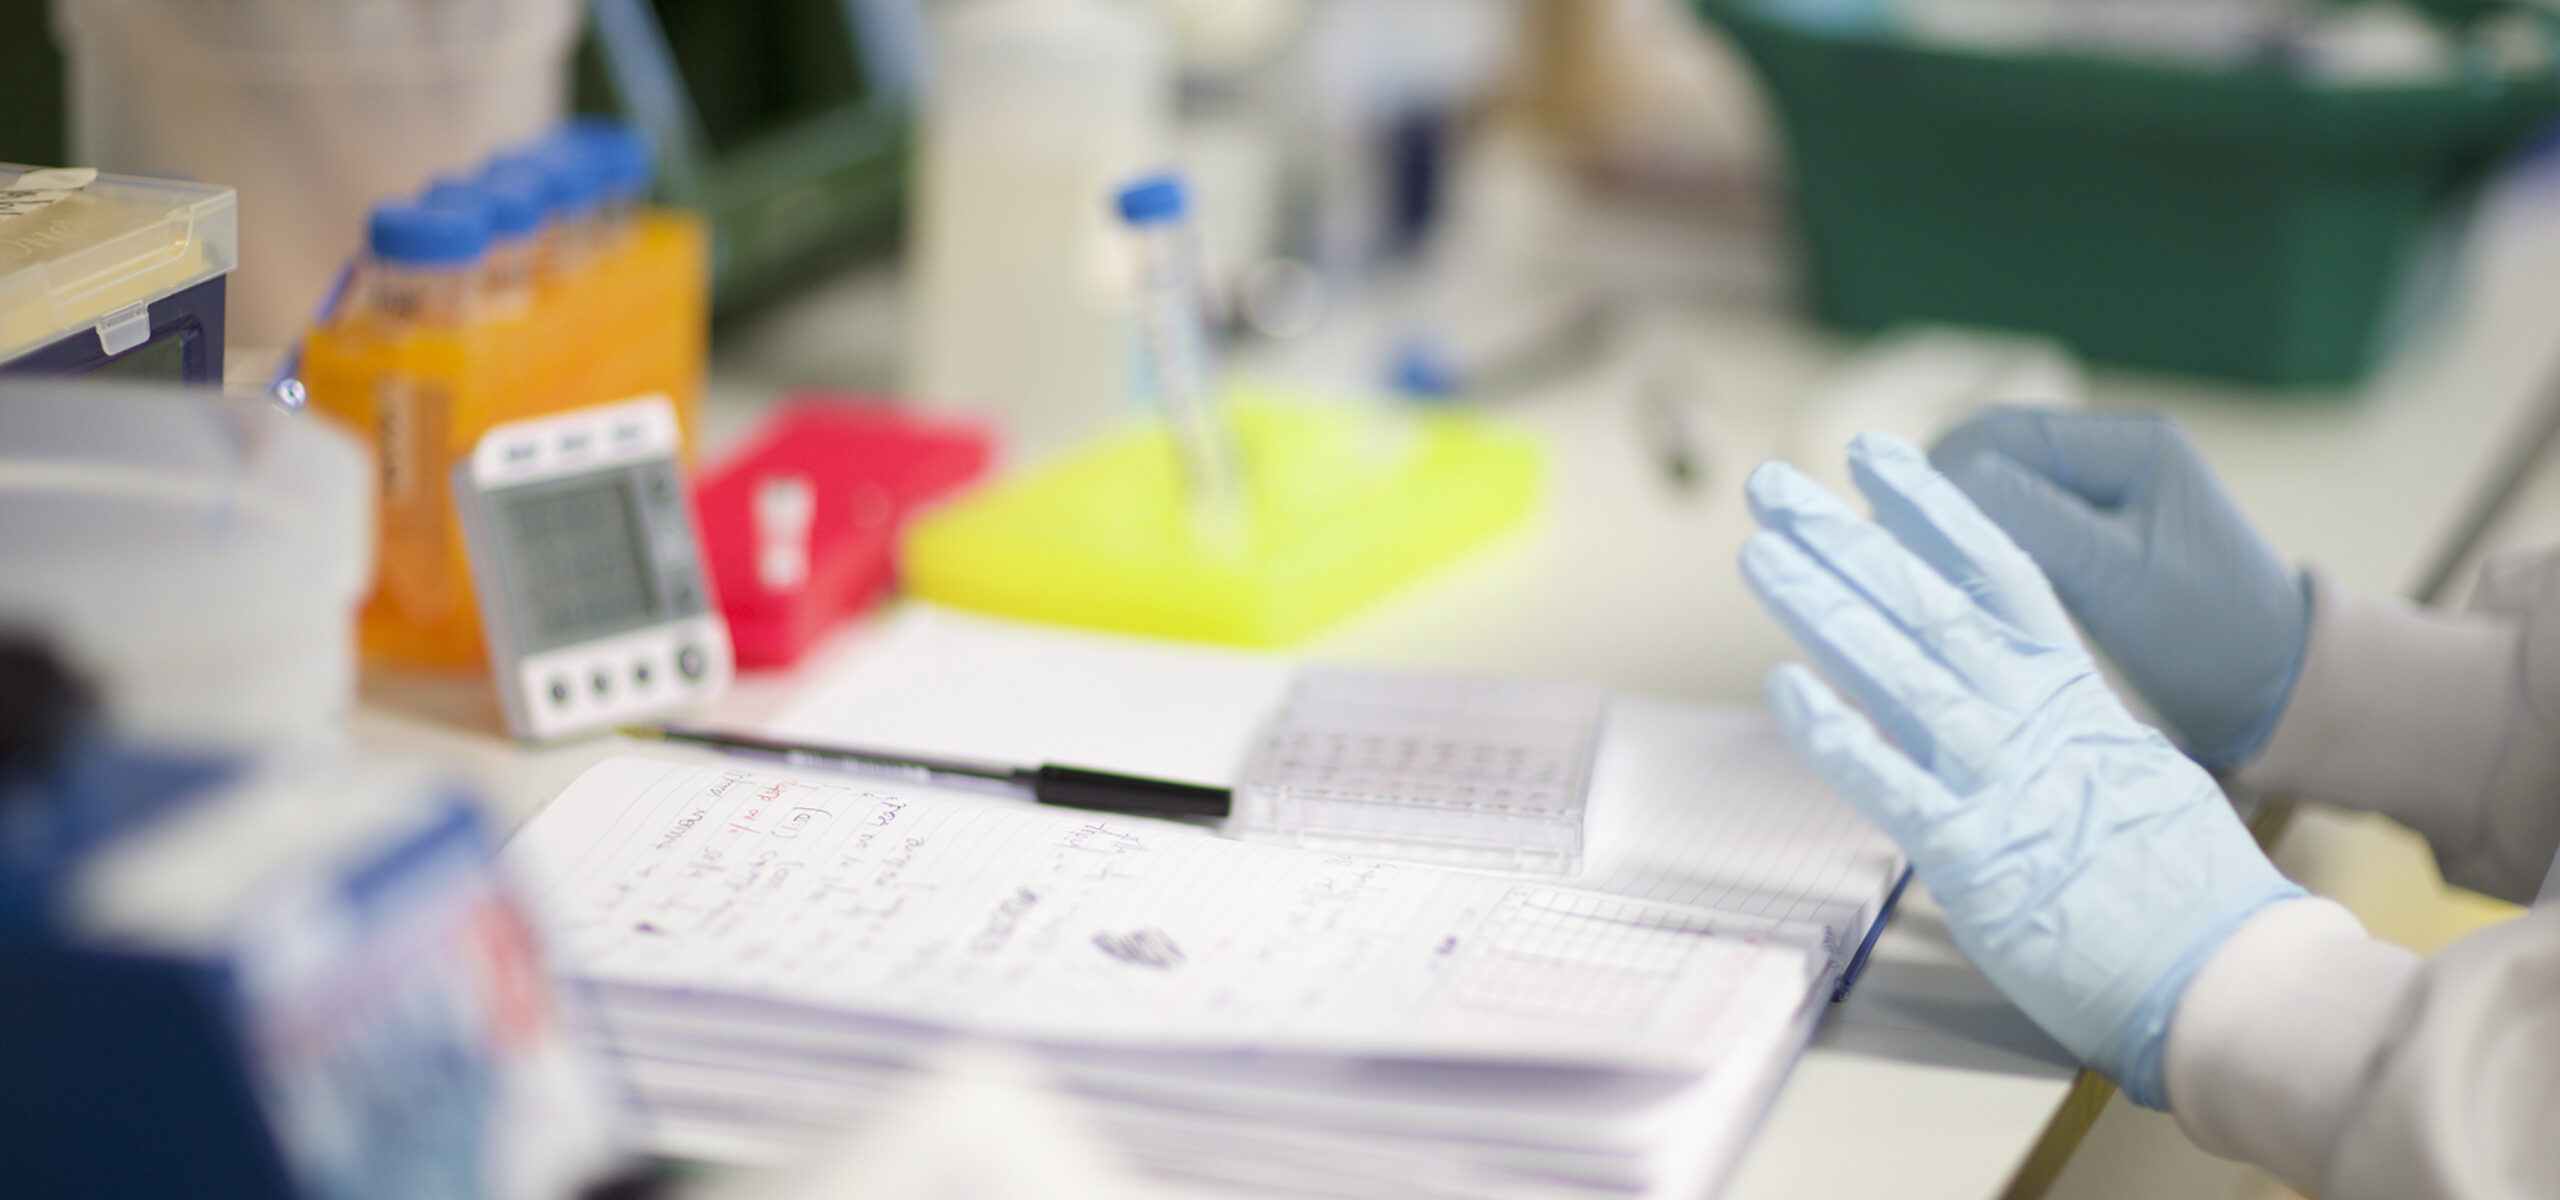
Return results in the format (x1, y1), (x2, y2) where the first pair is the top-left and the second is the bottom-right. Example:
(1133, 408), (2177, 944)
(2161, 550), (2560, 1199)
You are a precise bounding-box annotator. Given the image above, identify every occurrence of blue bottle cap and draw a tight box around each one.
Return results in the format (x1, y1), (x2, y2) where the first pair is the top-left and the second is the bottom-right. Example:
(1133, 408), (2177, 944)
(475, 161), (552, 234)
(491, 142), (602, 220)
(438, 169), (542, 239)
(368, 201), (489, 265)
(532, 132), (606, 208)
(539, 128), (616, 209)
(1115, 174), (1188, 226)
(419, 179), (494, 228)
(565, 117), (656, 202)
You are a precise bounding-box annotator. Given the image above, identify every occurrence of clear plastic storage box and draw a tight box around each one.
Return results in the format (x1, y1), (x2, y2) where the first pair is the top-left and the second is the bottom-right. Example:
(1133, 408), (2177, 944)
(0, 164), (236, 380)
(1233, 668), (1607, 875)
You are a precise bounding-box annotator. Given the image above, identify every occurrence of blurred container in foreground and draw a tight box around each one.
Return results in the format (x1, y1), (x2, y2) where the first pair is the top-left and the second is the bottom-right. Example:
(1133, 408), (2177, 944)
(0, 164), (235, 382)
(0, 382), (370, 748)
(906, 0), (1172, 454)
(0, 729), (626, 1200)
(1698, 0), (2560, 384)
(55, 0), (579, 353)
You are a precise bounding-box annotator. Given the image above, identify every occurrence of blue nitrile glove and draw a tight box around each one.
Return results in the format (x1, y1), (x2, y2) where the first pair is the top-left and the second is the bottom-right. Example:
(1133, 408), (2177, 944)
(1927, 408), (2310, 770)
(1739, 432), (2305, 1108)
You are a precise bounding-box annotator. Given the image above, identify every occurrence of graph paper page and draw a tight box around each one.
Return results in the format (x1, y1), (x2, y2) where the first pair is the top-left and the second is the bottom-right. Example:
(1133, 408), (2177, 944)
(1579, 697), (1903, 940)
(509, 756), (1817, 1068)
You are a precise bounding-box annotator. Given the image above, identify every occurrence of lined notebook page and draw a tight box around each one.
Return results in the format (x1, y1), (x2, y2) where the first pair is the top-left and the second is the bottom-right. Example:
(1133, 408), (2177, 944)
(766, 607), (1902, 963)
(510, 756), (1818, 1068)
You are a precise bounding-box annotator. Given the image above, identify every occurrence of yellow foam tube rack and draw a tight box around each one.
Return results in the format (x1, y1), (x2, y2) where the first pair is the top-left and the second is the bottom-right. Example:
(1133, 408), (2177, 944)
(902, 386), (1543, 646)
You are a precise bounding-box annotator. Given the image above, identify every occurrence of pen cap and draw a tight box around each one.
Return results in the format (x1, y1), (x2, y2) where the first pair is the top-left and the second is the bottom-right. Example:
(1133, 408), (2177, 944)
(1030, 765), (1230, 818)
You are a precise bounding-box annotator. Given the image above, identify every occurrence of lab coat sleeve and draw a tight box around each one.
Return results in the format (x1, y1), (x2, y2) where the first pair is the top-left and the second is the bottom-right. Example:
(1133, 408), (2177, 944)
(2235, 556), (2560, 905)
(2165, 899), (2560, 1199)
(2167, 548), (2560, 1196)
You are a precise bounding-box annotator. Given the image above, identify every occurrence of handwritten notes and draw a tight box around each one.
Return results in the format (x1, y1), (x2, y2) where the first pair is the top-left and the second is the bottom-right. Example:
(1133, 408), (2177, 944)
(764, 607), (1905, 964)
(510, 757), (1818, 1067)
(506, 611), (1913, 1194)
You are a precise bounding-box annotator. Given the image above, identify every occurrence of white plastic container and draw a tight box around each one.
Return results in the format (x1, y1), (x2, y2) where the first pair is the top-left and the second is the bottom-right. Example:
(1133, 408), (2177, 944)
(0, 382), (372, 748)
(54, 0), (579, 355)
(906, 0), (1172, 455)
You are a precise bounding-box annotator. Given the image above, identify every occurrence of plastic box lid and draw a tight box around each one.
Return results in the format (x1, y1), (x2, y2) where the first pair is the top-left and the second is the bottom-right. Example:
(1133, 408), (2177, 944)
(0, 165), (238, 366)
(1232, 668), (1606, 876)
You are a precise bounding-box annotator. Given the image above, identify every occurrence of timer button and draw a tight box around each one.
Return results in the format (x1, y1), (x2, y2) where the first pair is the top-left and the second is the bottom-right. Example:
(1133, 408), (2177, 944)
(633, 660), (654, 688)
(591, 668), (612, 697)
(548, 677), (573, 706)
(676, 644), (707, 681)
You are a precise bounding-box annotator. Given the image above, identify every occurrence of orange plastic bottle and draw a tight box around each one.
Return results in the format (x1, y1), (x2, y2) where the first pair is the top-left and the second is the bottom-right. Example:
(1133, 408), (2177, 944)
(301, 123), (706, 670)
(540, 122), (708, 455)
(301, 200), (525, 667)
(579, 207), (708, 457)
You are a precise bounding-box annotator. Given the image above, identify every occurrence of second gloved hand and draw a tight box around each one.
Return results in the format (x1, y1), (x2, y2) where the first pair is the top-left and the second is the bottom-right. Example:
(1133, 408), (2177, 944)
(1928, 408), (2308, 770)
(1742, 433), (2304, 1108)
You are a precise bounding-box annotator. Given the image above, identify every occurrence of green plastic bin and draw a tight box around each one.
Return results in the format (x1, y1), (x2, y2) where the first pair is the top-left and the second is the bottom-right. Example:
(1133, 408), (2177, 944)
(1695, 0), (2560, 384)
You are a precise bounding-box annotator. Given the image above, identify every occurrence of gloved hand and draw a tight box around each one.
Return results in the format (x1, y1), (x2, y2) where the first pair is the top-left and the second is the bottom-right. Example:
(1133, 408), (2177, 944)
(1740, 432), (2304, 1108)
(1927, 408), (2308, 770)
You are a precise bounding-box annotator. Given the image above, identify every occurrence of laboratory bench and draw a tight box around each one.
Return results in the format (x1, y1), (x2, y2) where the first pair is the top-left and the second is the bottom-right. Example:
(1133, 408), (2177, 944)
(354, 152), (2560, 1200)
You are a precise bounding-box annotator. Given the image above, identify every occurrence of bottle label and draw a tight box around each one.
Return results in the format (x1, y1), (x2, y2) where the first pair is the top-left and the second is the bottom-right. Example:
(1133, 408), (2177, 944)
(376, 376), (452, 505)
(376, 375), (460, 619)
(374, 280), (430, 325)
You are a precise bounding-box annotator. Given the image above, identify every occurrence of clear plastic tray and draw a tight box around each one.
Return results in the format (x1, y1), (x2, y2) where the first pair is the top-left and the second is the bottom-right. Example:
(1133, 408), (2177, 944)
(0, 164), (237, 365)
(1232, 668), (1606, 875)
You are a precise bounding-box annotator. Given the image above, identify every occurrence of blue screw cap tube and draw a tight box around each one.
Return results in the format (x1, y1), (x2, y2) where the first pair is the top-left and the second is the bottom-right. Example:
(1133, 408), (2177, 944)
(475, 161), (555, 291)
(424, 177), (537, 310)
(491, 141), (605, 276)
(476, 162), (553, 232)
(369, 202), (489, 265)
(1115, 172), (1247, 551)
(560, 118), (655, 245)
(564, 117), (656, 204)
(366, 201), (489, 326)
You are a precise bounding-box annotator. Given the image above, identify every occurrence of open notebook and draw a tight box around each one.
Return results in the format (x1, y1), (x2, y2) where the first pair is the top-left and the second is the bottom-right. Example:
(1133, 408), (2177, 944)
(506, 606), (1905, 1198)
